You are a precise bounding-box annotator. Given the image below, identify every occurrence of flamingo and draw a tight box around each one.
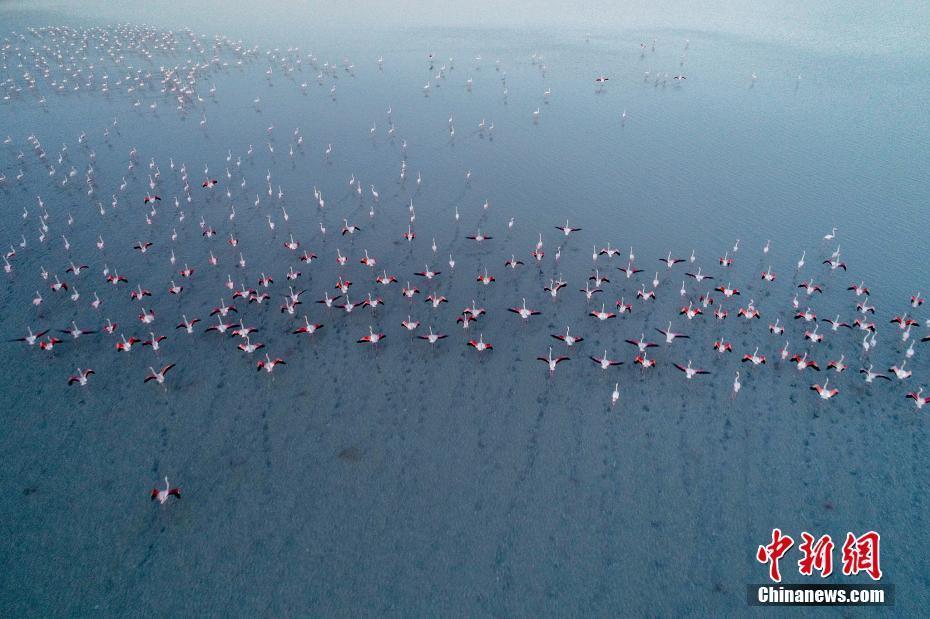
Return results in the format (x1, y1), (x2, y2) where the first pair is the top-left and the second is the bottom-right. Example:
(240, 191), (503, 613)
(656, 322), (688, 344)
(68, 368), (95, 386)
(860, 365), (891, 384)
(144, 364), (175, 385)
(176, 315), (201, 334)
(591, 350), (623, 369)
(790, 353), (820, 371)
(151, 477), (181, 504)
(10, 328), (49, 346)
(417, 326), (447, 345)
(827, 355), (848, 373)
(509, 298), (540, 320)
(555, 220), (581, 236)
(589, 304), (615, 321)
(551, 326), (583, 346)
(357, 326), (385, 345)
(742, 348), (766, 365)
(467, 333), (493, 352)
(625, 334), (658, 353)
(811, 379), (839, 400)
(659, 251), (685, 268)
(673, 360), (709, 380)
(538, 347), (570, 374)
(257, 354), (286, 373)
(905, 388), (930, 410)
(889, 360), (911, 380)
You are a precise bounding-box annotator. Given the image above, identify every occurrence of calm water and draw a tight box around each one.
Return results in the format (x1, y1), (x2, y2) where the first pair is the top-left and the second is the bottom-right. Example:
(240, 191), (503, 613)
(1, 2), (928, 616)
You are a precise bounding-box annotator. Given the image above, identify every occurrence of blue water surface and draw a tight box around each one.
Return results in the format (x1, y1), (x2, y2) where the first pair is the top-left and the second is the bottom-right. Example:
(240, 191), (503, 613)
(0, 1), (928, 615)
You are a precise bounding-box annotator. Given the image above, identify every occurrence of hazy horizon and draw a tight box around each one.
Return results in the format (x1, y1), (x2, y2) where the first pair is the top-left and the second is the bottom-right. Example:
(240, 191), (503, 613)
(2, 0), (928, 58)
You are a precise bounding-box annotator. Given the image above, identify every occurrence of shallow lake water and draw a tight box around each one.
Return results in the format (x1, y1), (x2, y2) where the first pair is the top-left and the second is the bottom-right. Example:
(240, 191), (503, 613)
(0, 2), (928, 615)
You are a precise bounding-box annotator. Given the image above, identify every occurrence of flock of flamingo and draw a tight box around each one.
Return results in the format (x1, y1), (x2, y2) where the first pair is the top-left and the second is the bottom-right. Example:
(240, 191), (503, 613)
(1, 25), (926, 500)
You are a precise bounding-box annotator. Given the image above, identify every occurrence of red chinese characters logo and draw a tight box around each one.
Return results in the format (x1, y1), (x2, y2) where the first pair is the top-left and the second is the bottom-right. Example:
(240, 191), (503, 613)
(758, 530), (881, 582)
(841, 531), (883, 581)
(798, 532), (834, 577)
(756, 528), (794, 583)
